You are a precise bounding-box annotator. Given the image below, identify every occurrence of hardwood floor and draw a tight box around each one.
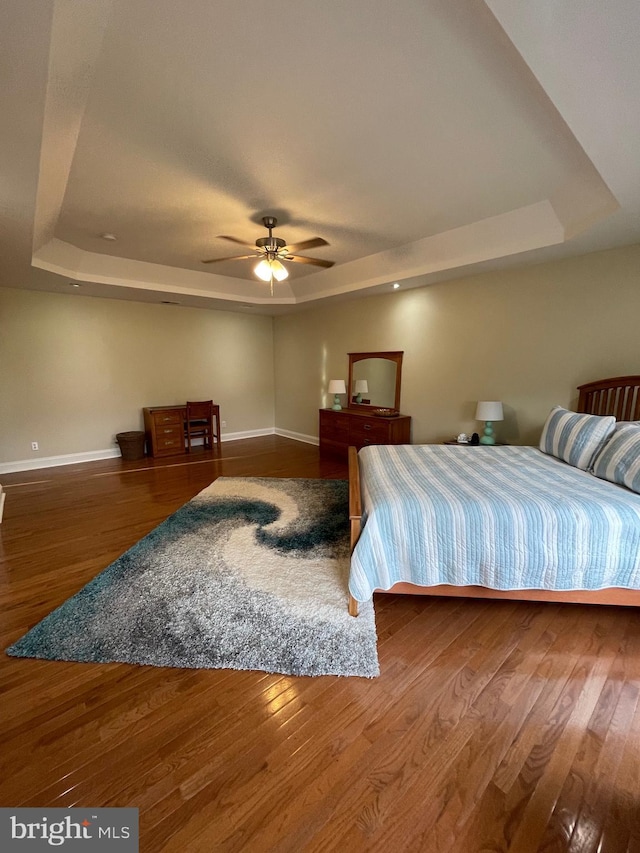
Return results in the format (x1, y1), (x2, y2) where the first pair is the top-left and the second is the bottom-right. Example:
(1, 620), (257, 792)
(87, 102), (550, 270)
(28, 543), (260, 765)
(1, 435), (639, 852)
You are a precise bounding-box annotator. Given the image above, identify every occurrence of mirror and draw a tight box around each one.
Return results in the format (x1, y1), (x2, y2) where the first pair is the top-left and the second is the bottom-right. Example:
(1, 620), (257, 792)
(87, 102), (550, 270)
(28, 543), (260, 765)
(347, 351), (404, 412)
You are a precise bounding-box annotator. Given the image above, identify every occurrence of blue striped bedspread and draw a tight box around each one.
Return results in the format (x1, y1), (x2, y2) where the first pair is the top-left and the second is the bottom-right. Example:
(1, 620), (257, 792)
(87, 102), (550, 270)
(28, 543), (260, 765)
(349, 444), (640, 602)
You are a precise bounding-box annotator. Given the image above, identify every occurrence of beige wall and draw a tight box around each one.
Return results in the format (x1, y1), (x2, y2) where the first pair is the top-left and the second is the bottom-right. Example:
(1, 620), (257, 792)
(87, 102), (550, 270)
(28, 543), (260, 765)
(2, 242), (639, 466)
(274, 243), (640, 446)
(0, 288), (275, 463)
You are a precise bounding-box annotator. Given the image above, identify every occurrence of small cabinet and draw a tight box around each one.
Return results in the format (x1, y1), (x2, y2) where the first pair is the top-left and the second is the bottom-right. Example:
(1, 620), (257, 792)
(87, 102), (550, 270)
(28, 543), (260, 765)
(319, 408), (411, 456)
(144, 406), (187, 457)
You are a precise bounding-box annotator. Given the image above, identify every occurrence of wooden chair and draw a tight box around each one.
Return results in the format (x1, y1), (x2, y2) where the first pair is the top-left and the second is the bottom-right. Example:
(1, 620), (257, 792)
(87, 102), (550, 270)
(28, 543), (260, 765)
(185, 400), (217, 452)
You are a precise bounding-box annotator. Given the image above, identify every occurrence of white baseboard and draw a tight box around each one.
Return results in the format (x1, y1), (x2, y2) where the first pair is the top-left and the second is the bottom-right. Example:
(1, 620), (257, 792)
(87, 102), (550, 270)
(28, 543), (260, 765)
(222, 427), (275, 442)
(0, 427), (317, 474)
(275, 428), (319, 446)
(0, 448), (122, 474)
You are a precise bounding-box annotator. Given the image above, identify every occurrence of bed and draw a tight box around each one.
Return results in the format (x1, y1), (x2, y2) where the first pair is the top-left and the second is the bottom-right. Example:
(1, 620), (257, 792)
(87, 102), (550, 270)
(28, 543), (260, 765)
(347, 376), (640, 616)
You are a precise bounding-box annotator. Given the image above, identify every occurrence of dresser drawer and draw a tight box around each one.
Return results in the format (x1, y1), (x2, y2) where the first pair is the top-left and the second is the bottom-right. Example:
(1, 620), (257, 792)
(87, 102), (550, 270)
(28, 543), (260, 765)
(156, 425), (183, 449)
(153, 411), (183, 427)
(319, 410), (350, 440)
(349, 418), (390, 444)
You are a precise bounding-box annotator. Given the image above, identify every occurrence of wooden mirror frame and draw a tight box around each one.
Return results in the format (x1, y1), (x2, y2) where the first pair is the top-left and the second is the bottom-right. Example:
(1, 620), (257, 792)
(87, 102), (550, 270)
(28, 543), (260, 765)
(347, 351), (404, 412)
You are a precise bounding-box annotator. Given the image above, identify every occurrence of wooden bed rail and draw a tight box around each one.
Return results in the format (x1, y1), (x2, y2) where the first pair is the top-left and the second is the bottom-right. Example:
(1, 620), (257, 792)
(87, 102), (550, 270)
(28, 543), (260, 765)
(348, 446), (362, 617)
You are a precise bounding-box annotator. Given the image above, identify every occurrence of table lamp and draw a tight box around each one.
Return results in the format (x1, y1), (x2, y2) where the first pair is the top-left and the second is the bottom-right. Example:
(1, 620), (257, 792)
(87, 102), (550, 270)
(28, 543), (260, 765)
(354, 379), (368, 403)
(328, 379), (347, 411)
(475, 401), (504, 445)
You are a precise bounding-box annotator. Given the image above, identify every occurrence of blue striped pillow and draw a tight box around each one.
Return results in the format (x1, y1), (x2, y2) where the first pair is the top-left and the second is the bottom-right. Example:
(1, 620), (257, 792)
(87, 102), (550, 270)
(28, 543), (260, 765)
(539, 406), (615, 470)
(592, 424), (640, 493)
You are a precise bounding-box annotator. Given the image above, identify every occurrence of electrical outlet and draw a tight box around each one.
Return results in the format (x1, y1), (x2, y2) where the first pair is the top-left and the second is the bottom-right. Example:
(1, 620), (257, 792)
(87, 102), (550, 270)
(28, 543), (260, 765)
(221, 421), (226, 428)
(31, 441), (39, 451)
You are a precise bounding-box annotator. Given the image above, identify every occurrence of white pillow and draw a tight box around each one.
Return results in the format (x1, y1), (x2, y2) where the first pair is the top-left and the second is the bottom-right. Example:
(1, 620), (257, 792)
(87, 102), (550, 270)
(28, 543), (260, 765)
(591, 424), (640, 494)
(539, 406), (615, 471)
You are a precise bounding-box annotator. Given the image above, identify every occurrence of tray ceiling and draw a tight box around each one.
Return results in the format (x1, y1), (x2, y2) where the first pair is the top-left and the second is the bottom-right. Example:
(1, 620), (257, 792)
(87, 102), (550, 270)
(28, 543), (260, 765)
(2, 0), (639, 314)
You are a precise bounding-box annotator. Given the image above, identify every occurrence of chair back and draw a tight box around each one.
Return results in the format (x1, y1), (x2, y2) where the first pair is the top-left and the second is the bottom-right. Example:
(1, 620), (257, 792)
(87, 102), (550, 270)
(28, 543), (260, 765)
(187, 400), (213, 421)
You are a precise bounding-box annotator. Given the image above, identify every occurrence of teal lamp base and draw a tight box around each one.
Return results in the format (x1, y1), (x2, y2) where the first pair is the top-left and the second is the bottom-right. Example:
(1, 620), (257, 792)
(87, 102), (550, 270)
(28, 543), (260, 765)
(332, 395), (342, 411)
(355, 393), (362, 404)
(479, 421), (496, 445)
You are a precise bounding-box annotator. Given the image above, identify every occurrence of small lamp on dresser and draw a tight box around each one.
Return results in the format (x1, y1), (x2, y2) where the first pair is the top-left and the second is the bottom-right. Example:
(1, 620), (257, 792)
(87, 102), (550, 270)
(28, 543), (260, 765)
(475, 400), (504, 445)
(328, 379), (347, 411)
(354, 379), (368, 404)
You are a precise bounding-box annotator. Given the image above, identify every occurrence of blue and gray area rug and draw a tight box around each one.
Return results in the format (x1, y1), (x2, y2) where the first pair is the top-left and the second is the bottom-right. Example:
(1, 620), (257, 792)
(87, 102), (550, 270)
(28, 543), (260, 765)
(6, 478), (379, 678)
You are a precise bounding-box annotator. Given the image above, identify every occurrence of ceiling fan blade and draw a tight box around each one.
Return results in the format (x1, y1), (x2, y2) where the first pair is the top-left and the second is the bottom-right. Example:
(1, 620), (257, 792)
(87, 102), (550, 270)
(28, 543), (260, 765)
(201, 254), (257, 264)
(217, 235), (257, 249)
(282, 237), (329, 254)
(286, 255), (335, 268)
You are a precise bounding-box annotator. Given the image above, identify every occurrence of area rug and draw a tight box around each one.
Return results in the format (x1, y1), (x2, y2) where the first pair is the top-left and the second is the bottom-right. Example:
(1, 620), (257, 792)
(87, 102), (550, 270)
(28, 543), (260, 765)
(6, 478), (379, 678)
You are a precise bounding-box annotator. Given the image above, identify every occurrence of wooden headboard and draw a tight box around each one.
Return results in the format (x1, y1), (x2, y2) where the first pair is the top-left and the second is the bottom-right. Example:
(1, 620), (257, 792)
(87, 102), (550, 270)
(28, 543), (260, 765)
(577, 376), (640, 419)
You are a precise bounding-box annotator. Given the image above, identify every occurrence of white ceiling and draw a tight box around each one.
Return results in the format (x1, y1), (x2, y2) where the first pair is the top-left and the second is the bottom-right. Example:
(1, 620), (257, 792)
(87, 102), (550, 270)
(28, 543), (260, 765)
(2, 0), (639, 315)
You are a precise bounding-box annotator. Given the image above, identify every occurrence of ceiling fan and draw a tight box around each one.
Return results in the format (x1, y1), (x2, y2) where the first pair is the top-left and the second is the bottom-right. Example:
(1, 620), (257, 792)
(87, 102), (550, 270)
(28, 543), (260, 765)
(201, 216), (334, 285)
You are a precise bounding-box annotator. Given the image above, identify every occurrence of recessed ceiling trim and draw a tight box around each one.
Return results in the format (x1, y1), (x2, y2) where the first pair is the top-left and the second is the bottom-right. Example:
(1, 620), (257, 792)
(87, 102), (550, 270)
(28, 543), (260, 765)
(32, 253), (298, 306)
(291, 201), (566, 303)
(32, 239), (297, 302)
(32, 200), (571, 307)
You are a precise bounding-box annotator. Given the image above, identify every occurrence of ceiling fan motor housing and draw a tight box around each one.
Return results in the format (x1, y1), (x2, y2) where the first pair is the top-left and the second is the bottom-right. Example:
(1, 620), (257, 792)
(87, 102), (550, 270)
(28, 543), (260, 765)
(256, 236), (286, 252)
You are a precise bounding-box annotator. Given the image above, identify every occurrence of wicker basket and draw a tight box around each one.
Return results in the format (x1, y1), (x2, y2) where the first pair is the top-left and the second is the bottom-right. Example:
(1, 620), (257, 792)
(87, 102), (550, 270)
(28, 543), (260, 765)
(116, 431), (146, 461)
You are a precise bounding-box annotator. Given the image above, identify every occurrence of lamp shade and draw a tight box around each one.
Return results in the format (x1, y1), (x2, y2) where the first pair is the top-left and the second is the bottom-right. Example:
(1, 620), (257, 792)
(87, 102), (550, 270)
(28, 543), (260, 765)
(354, 379), (369, 393)
(475, 401), (504, 422)
(328, 379), (346, 394)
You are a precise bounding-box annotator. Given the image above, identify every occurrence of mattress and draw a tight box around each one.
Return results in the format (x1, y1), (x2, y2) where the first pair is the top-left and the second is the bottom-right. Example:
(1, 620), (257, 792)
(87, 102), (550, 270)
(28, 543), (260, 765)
(349, 444), (640, 602)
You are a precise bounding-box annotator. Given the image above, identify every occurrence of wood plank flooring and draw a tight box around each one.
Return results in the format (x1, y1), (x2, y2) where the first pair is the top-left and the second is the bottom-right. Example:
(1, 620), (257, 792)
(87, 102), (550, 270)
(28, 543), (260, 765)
(1, 436), (639, 852)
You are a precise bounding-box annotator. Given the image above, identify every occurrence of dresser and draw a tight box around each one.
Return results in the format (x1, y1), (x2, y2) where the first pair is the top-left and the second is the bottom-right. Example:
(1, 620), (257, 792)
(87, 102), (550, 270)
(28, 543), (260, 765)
(319, 408), (411, 456)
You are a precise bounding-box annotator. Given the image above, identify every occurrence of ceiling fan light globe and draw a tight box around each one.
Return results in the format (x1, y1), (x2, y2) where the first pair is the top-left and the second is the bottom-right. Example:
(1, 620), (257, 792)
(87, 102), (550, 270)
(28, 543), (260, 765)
(254, 258), (289, 282)
(271, 259), (289, 281)
(254, 259), (273, 281)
